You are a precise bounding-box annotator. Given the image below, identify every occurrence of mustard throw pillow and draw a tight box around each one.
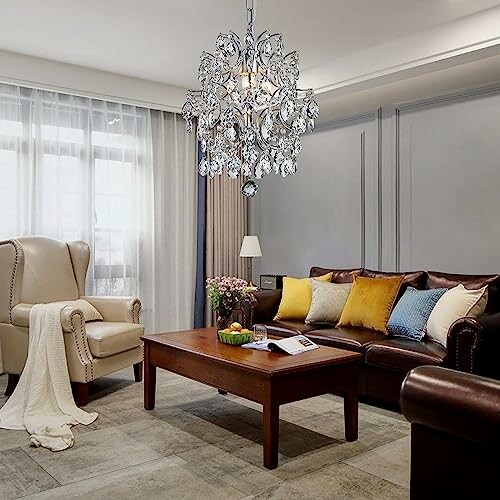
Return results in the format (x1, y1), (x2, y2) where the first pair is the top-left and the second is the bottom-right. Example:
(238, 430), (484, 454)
(274, 273), (333, 321)
(337, 275), (403, 334)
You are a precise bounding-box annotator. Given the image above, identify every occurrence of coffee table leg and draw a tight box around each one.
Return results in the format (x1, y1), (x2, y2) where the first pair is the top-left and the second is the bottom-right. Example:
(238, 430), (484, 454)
(144, 343), (156, 411)
(263, 401), (279, 469)
(344, 385), (358, 442)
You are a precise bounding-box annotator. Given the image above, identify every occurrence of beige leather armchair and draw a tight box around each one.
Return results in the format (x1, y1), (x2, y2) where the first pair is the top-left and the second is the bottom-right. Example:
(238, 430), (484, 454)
(0, 236), (144, 405)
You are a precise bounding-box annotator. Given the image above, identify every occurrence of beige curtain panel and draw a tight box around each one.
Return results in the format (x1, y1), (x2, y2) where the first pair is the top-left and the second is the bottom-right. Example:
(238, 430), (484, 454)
(205, 175), (249, 325)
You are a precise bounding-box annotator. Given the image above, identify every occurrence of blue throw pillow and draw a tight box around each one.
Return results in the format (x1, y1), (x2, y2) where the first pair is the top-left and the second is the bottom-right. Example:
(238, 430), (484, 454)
(387, 287), (447, 341)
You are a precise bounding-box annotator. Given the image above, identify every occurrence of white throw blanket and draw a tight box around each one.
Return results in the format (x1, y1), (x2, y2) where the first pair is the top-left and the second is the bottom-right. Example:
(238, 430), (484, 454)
(0, 303), (97, 450)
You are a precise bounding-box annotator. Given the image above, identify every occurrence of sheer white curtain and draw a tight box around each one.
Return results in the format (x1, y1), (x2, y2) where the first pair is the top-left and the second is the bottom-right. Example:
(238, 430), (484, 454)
(150, 111), (197, 331)
(0, 83), (197, 332)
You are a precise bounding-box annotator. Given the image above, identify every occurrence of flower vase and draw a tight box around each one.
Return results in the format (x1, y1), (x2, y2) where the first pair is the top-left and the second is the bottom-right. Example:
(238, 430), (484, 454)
(216, 313), (232, 332)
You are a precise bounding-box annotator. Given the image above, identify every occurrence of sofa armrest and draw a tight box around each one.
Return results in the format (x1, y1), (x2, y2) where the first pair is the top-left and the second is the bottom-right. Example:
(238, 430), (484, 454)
(447, 313), (500, 379)
(82, 296), (141, 324)
(247, 289), (282, 326)
(401, 366), (500, 448)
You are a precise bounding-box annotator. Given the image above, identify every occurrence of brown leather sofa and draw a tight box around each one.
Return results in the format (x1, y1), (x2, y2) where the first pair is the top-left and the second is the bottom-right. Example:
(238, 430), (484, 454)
(401, 366), (500, 499)
(248, 267), (500, 407)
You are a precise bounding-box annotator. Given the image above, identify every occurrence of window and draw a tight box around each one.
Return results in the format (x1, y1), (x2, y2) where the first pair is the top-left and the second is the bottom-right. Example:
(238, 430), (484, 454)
(0, 84), (151, 296)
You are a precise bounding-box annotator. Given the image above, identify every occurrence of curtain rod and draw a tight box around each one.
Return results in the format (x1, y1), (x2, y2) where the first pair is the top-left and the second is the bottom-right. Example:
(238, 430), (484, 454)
(0, 75), (183, 114)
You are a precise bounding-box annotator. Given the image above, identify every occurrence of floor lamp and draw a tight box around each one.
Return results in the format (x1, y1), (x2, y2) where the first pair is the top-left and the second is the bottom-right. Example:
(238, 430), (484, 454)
(239, 235), (262, 288)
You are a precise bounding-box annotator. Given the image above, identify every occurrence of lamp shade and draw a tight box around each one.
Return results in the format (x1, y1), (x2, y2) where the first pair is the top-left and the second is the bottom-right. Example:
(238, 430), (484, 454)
(239, 236), (262, 258)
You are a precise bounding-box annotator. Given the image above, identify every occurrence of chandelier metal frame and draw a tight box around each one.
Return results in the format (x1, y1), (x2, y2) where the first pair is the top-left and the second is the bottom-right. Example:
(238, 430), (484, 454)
(182, 0), (319, 197)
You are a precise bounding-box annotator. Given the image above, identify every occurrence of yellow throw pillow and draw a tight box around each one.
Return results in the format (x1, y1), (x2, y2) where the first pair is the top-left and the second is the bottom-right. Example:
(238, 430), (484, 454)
(337, 275), (403, 334)
(274, 273), (333, 321)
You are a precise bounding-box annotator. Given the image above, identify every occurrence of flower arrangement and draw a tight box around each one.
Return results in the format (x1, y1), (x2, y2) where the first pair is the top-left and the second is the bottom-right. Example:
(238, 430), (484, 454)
(206, 276), (249, 326)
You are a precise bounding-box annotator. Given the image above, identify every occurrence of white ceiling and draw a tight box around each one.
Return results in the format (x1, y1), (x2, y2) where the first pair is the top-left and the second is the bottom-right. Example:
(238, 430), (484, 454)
(1, 0), (500, 91)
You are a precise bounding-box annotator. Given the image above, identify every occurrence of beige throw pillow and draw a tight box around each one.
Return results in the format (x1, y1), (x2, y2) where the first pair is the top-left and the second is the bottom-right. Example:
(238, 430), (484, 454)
(426, 284), (488, 347)
(305, 281), (352, 325)
(54, 298), (103, 322)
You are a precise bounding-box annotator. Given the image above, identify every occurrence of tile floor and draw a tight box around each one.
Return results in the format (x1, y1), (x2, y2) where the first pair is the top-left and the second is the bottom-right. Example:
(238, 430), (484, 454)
(0, 369), (410, 499)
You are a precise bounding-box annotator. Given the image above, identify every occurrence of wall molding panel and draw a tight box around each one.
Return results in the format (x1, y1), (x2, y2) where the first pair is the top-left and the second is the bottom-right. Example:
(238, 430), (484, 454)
(250, 82), (500, 277)
(249, 112), (379, 279)
(377, 107), (383, 270)
(360, 130), (366, 268)
(394, 107), (402, 271)
(393, 83), (500, 274)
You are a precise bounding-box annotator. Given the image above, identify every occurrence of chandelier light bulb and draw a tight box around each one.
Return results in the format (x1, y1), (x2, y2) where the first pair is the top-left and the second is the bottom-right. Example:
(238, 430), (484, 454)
(241, 72), (253, 91)
(182, 0), (319, 196)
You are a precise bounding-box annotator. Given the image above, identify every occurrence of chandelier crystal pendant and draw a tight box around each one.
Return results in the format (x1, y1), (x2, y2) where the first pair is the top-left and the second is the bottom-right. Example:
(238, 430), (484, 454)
(182, 0), (319, 197)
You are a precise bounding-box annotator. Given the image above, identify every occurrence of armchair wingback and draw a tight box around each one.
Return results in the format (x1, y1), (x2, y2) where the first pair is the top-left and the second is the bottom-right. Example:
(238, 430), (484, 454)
(19, 237), (80, 303)
(0, 236), (144, 405)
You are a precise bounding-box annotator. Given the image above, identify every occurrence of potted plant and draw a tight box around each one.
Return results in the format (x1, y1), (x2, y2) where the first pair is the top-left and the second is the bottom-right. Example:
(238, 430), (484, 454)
(206, 276), (250, 330)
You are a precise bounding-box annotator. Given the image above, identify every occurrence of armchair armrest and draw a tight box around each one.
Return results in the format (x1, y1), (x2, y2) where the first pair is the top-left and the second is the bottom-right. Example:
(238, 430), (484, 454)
(401, 366), (500, 448)
(11, 303), (33, 328)
(10, 302), (94, 382)
(448, 313), (500, 379)
(82, 296), (141, 324)
(247, 289), (282, 326)
(11, 302), (85, 333)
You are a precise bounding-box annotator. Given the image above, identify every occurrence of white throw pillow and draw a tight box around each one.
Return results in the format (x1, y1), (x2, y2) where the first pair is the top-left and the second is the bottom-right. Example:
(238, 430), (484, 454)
(54, 299), (103, 322)
(426, 284), (488, 347)
(305, 281), (352, 324)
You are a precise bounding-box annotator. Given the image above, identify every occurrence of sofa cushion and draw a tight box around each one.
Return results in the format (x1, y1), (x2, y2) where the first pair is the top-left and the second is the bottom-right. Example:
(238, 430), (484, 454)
(427, 284), (488, 348)
(307, 327), (385, 352)
(305, 281), (352, 325)
(86, 321), (144, 358)
(274, 273), (332, 321)
(263, 321), (384, 352)
(263, 320), (326, 337)
(310, 267), (362, 283)
(365, 338), (447, 372)
(387, 287), (447, 341)
(338, 275), (403, 334)
(426, 271), (500, 313)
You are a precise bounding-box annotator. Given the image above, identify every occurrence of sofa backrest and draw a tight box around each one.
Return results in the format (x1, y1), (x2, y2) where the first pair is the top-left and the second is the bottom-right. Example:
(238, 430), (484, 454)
(309, 266), (500, 313)
(362, 269), (426, 290)
(309, 267), (362, 283)
(426, 271), (500, 313)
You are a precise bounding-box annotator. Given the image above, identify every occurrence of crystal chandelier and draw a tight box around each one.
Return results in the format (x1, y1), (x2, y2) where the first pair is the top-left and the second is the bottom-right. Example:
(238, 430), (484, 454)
(182, 0), (319, 197)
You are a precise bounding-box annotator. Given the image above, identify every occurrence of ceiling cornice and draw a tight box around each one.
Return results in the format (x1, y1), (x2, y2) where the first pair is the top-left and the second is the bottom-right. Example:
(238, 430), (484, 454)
(302, 6), (500, 97)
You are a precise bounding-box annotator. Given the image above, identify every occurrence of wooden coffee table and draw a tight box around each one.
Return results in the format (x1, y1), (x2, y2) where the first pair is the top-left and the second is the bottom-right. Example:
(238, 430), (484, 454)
(142, 328), (362, 469)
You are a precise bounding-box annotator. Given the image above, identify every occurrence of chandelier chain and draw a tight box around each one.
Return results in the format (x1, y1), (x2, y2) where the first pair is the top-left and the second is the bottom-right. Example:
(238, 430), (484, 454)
(246, 0), (255, 29)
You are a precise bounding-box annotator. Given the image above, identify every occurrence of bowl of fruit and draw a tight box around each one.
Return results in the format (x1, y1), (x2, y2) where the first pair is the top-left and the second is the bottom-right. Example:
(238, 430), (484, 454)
(218, 322), (253, 345)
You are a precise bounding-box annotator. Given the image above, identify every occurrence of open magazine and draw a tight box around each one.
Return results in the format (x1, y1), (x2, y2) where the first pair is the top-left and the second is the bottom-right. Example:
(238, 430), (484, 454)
(242, 335), (319, 355)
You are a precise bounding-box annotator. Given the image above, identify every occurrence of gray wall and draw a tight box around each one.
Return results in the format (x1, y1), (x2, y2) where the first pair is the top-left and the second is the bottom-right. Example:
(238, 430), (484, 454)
(249, 84), (500, 280)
